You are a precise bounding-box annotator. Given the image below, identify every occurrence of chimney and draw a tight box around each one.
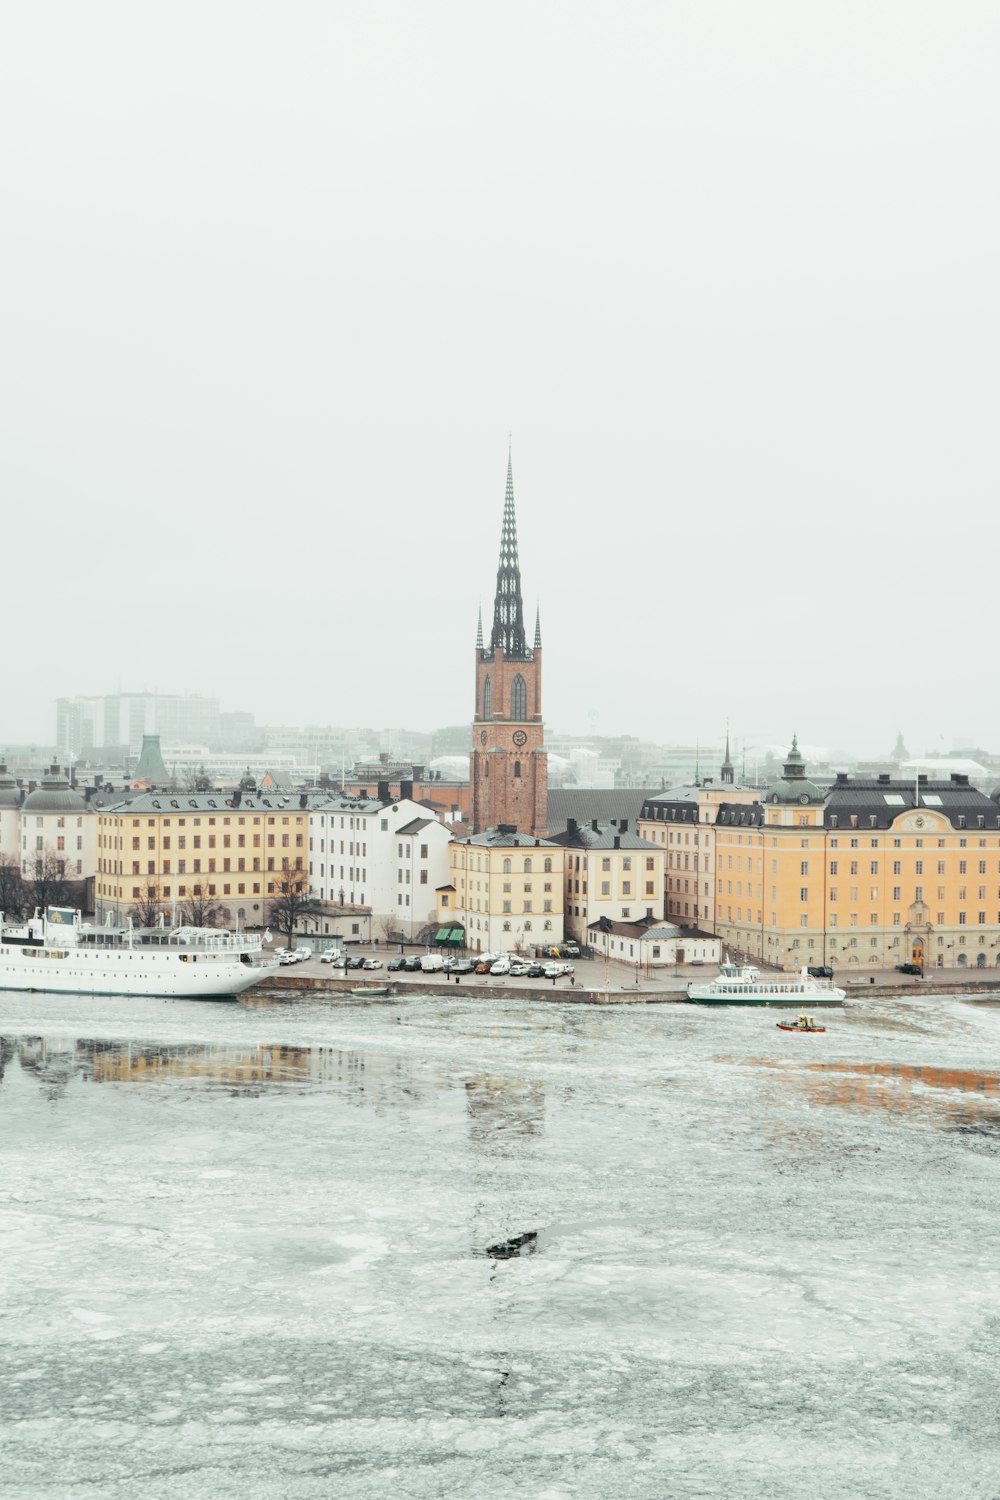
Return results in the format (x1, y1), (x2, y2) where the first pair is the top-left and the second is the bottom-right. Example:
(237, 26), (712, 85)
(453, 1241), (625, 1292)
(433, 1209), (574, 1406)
(299, 793), (308, 809)
(567, 817), (578, 835)
(591, 818), (599, 831)
(411, 765), (424, 781)
(613, 834), (621, 849)
(918, 773), (928, 785)
(619, 819), (628, 833)
(877, 773), (890, 785)
(400, 779), (414, 802)
(377, 779), (391, 802)
(836, 772), (849, 784)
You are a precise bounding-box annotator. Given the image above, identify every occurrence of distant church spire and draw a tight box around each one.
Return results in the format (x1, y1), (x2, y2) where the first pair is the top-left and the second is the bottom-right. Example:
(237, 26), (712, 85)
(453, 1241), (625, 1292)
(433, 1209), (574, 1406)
(534, 604), (542, 649)
(490, 450), (528, 658)
(475, 604), (483, 651)
(721, 722), (734, 784)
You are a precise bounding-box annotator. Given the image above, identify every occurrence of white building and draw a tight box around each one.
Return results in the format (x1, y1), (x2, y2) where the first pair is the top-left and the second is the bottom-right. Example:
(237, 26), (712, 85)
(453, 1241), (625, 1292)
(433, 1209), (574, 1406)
(0, 764), (21, 862)
(588, 919), (721, 969)
(18, 766), (97, 882)
(308, 794), (452, 939)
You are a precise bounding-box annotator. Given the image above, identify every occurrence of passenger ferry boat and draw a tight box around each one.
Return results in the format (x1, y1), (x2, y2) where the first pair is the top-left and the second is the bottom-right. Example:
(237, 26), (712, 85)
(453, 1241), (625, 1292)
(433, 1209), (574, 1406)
(0, 907), (277, 999)
(686, 962), (846, 1006)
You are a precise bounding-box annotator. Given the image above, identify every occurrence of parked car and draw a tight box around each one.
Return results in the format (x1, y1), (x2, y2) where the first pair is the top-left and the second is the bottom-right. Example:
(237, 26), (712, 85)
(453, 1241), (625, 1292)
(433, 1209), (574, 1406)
(345, 955), (365, 970)
(525, 963), (545, 977)
(542, 962), (574, 978)
(420, 955), (445, 973)
(490, 957), (511, 975)
(897, 962), (922, 975)
(273, 946), (289, 958)
(474, 960), (493, 974)
(807, 965), (833, 979)
(562, 943), (580, 957)
(279, 952), (298, 966)
(508, 961), (532, 976)
(386, 957), (407, 972)
(362, 958), (383, 970)
(296, 946), (313, 962)
(402, 956), (422, 972)
(319, 949), (344, 964)
(449, 959), (474, 975)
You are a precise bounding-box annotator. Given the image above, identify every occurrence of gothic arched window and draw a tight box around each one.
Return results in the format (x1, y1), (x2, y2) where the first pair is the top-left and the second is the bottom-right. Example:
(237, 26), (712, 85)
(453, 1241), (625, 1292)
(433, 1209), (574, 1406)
(513, 761), (521, 778)
(510, 674), (527, 720)
(482, 675), (493, 720)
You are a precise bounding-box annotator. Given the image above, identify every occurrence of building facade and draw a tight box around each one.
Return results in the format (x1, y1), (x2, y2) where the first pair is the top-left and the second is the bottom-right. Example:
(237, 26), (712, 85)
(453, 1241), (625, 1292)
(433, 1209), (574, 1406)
(549, 818), (665, 941)
(698, 740), (1000, 971)
(442, 827), (565, 953)
(95, 789), (308, 927)
(307, 793), (452, 939)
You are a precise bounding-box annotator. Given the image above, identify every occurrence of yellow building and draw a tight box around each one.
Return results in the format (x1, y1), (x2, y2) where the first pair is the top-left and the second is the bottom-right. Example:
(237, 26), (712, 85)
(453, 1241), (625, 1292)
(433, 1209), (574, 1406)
(639, 767), (757, 932)
(549, 818), (665, 942)
(440, 827), (565, 953)
(708, 740), (1000, 972)
(95, 789), (308, 928)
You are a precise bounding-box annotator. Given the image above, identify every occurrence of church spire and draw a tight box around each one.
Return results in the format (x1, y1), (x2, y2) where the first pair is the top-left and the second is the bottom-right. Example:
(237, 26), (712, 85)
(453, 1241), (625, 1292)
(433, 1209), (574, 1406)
(490, 449), (528, 657)
(475, 604), (483, 651)
(534, 604), (542, 649)
(721, 722), (734, 784)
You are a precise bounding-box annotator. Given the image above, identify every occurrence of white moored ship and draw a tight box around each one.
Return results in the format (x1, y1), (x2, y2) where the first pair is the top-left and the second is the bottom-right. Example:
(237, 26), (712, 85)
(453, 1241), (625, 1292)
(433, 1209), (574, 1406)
(0, 907), (277, 999)
(686, 962), (846, 1006)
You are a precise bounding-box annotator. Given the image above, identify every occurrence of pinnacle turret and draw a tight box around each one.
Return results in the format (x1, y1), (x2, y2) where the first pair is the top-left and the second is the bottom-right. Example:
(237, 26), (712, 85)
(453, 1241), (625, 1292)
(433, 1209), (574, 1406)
(534, 604), (542, 650)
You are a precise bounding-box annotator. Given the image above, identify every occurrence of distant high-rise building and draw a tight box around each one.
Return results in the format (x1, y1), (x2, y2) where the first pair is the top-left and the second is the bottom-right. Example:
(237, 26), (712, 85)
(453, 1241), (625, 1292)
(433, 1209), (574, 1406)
(56, 693), (225, 759)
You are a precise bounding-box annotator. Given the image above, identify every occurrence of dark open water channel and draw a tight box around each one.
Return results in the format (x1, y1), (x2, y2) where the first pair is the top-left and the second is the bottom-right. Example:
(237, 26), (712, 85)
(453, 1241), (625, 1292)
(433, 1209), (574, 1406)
(2, 988), (999, 1498)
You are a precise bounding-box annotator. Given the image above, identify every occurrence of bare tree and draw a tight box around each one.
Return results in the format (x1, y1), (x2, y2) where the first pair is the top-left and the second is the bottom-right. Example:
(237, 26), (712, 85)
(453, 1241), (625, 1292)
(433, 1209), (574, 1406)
(268, 862), (316, 950)
(129, 881), (166, 930)
(0, 857), (24, 919)
(24, 848), (83, 915)
(181, 887), (225, 927)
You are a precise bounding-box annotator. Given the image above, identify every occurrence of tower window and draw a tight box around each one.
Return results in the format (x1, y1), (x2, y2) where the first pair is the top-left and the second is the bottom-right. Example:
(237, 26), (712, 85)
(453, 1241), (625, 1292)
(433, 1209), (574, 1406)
(483, 675), (492, 720)
(510, 674), (527, 720)
(513, 760), (521, 778)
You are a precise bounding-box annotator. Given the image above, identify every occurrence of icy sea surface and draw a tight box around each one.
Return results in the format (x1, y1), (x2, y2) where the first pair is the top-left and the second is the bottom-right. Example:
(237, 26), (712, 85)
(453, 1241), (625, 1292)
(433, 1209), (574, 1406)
(2, 989), (1000, 1499)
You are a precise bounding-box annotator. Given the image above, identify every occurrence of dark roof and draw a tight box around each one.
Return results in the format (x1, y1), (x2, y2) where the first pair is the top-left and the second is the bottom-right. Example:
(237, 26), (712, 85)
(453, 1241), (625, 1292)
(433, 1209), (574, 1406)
(715, 803), (765, 828)
(587, 918), (685, 940)
(458, 827), (558, 848)
(823, 777), (999, 829)
(106, 790), (313, 814)
(547, 788), (656, 831)
(548, 820), (658, 851)
(395, 817), (436, 836)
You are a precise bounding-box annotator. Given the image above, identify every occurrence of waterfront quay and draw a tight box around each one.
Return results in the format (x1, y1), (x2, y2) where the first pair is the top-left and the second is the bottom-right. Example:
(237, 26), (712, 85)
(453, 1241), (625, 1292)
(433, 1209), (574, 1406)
(264, 947), (1000, 1005)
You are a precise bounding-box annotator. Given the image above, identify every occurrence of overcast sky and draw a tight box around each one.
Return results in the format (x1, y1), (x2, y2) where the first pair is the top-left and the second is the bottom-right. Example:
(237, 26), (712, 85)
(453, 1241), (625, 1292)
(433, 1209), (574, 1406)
(3, 2), (997, 758)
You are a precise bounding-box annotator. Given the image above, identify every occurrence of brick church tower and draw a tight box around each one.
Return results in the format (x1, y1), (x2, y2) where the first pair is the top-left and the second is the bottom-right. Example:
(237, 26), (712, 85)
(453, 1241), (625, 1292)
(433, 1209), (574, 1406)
(471, 453), (548, 836)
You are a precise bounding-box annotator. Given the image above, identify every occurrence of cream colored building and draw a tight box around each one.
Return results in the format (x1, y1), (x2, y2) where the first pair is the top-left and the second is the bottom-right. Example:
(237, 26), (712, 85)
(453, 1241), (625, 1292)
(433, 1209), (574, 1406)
(440, 825), (565, 953)
(549, 818), (665, 941)
(19, 766), (97, 883)
(96, 788), (308, 927)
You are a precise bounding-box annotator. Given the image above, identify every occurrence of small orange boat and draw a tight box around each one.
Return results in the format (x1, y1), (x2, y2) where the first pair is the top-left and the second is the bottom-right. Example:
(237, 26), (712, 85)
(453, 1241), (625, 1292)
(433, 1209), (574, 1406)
(777, 1013), (826, 1033)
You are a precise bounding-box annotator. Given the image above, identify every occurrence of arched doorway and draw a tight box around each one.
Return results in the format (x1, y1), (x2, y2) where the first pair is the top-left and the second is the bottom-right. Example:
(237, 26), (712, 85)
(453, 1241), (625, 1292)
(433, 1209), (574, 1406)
(957, 952), (968, 966)
(976, 952), (986, 967)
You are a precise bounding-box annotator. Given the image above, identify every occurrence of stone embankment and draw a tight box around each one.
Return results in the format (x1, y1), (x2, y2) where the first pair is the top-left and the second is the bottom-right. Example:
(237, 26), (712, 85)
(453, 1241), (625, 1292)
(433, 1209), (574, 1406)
(258, 969), (1000, 1005)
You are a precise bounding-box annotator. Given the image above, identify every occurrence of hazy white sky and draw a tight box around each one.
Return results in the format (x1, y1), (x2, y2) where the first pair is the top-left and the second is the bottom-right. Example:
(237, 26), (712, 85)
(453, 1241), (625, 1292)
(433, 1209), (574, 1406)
(3, 2), (997, 757)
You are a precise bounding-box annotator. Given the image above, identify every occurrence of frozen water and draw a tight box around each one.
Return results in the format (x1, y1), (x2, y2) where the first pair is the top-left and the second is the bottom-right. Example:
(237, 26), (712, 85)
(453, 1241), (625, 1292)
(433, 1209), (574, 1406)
(2, 988), (1000, 1497)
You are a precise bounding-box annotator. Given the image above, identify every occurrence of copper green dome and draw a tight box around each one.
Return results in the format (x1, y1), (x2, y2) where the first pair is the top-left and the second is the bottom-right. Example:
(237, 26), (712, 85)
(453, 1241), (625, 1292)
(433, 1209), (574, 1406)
(765, 735), (823, 805)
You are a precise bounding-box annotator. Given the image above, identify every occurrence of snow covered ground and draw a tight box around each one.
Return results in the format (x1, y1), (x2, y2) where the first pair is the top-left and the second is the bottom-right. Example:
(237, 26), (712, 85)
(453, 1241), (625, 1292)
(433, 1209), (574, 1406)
(2, 988), (999, 1498)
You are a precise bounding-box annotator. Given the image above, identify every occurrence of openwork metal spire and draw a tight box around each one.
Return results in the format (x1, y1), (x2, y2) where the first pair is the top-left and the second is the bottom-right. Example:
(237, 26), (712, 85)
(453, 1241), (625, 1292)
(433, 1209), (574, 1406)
(475, 604), (484, 650)
(490, 451), (528, 657)
(534, 604), (542, 649)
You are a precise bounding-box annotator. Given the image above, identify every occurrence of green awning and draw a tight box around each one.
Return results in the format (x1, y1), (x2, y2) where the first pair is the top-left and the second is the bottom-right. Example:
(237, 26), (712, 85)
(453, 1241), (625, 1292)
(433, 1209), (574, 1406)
(449, 927), (465, 943)
(434, 927), (451, 942)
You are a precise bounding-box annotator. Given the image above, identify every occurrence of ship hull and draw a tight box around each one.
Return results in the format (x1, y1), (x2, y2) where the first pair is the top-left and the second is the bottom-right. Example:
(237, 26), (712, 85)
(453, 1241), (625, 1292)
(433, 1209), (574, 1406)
(0, 956), (273, 1000)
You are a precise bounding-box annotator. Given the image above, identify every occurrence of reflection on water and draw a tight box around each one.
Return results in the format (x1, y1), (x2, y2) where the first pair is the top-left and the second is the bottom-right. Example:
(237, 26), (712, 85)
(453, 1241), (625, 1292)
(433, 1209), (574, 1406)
(0, 1035), (428, 1107)
(752, 1055), (1000, 1129)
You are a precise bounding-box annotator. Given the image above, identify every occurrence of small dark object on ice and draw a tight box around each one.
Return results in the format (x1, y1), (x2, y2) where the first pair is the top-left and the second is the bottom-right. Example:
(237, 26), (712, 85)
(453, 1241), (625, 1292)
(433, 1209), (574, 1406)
(486, 1229), (538, 1259)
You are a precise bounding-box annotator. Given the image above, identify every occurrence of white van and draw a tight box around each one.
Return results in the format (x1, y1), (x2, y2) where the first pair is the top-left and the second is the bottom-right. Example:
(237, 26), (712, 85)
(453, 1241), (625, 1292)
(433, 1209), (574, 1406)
(419, 954), (445, 973)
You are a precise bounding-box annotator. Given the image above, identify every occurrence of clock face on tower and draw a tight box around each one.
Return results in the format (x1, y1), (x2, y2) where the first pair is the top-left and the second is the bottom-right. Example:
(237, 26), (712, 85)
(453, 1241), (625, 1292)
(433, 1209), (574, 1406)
(480, 730), (488, 744)
(512, 730), (527, 747)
